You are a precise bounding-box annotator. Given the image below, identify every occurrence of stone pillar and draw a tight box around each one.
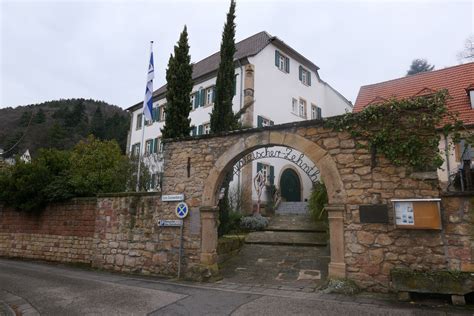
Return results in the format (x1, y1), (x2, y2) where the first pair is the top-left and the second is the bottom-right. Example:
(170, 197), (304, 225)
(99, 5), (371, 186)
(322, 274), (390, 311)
(200, 206), (219, 266)
(326, 204), (346, 278)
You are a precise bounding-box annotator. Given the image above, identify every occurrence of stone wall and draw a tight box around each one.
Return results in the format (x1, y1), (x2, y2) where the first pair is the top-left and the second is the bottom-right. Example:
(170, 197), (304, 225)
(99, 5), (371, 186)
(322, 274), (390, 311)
(0, 193), (203, 278)
(0, 198), (96, 263)
(161, 120), (472, 291)
(91, 193), (202, 277)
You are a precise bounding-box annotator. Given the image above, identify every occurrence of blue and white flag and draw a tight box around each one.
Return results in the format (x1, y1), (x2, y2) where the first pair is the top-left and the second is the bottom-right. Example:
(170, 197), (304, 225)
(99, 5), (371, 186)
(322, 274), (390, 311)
(143, 42), (154, 122)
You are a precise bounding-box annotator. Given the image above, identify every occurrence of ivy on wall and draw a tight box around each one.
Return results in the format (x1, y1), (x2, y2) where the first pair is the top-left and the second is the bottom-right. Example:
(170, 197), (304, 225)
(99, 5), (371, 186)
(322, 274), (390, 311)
(326, 90), (462, 171)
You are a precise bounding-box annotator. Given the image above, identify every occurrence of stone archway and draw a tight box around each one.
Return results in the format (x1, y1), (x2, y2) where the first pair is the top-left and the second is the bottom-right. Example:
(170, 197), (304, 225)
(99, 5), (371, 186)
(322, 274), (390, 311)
(199, 130), (347, 279)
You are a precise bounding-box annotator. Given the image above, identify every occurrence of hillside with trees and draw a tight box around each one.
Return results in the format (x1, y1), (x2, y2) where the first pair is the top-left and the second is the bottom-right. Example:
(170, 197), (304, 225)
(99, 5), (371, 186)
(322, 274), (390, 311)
(0, 99), (130, 157)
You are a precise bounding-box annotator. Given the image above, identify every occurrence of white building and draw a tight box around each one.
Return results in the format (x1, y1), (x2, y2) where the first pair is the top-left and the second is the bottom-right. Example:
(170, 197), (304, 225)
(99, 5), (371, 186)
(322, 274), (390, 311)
(126, 31), (351, 211)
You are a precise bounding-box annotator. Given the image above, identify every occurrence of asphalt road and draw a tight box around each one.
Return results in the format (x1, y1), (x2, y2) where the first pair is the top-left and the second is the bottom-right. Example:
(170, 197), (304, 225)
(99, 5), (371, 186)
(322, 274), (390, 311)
(0, 259), (471, 316)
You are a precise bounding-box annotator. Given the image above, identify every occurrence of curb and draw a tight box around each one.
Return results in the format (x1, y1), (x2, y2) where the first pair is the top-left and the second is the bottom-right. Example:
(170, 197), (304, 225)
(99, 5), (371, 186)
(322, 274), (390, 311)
(0, 290), (40, 316)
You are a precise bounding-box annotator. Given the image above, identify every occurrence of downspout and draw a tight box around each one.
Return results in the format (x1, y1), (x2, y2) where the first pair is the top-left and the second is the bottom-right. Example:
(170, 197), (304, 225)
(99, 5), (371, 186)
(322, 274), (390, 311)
(444, 133), (451, 178)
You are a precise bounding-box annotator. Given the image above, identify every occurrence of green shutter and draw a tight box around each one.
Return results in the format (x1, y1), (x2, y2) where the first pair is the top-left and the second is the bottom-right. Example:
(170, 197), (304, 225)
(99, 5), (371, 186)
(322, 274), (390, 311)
(257, 162), (262, 173)
(275, 50), (280, 67)
(317, 107), (322, 119)
(285, 57), (290, 73)
(192, 126), (197, 136)
(200, 90), (205, 107)
(198, 125), (203, 135)
(299, 66), (302, 81)
(269, 166), (274, 185)
(257, 115), (263, 127)
(193, 93), (198, 109)
(307, 71), (311, 86)
(270, 120), (274, 126)
(154, 138), (158, 153)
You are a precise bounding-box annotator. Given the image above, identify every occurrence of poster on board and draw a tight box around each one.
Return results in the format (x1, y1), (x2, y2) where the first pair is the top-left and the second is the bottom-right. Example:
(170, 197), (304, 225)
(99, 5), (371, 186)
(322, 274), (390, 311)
(394, 201), (415, 226)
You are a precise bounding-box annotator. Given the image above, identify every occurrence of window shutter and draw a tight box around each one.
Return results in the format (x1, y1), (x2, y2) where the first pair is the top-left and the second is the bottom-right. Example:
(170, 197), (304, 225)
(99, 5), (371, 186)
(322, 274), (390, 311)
(307, 71), (311, 86)
(269, 166), (274, 185)
(200, 90), (205, 107)
(299, 66), (302, 81)
(270, 120), (274, 126)
(317, 107), (322, 119)
(285, 57), (290, 73)
(213, 86), (216, 102)
(153, 138), (158, 154)
(193, 94), (198, 109)
(275, 50), (280, 67)
(198, 125), (203, 135)
(257, 162), (262, 173)
(257, 115), (263, 127)
(192, 126), (197, 136)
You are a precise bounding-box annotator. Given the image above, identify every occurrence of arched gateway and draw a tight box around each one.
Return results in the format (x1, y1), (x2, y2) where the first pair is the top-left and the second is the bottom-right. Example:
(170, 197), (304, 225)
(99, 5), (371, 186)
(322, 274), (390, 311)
(161, 120), (439, 285)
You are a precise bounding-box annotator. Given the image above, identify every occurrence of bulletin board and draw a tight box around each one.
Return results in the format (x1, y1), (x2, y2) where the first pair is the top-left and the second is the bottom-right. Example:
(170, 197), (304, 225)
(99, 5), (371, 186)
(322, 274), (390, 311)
(391, 199), (442, 230)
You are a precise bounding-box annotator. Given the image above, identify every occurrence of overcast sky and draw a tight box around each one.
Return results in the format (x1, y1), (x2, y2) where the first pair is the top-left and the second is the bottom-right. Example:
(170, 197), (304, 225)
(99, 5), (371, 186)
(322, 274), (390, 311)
(1, 0), (472, 110)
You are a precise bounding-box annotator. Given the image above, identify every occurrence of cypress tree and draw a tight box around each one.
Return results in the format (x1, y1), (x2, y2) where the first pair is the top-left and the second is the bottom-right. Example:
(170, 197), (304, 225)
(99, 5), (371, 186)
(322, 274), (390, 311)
(210, 0), (238, 133)
(161, 26), (193, 139)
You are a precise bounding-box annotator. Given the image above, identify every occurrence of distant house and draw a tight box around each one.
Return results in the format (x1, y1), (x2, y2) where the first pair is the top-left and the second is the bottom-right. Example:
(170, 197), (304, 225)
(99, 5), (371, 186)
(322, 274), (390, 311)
(353, 62), (474, 186)
(126, 31), (351, 209)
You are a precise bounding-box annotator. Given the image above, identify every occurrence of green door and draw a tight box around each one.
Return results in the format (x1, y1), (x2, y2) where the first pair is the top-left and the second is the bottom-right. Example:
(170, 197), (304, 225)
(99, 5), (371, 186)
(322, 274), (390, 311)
(280, 169), (301, 202)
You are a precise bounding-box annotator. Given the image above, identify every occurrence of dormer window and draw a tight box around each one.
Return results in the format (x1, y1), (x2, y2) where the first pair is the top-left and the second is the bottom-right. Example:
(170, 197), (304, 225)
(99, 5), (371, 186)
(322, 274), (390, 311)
(466, 85), (474, 109)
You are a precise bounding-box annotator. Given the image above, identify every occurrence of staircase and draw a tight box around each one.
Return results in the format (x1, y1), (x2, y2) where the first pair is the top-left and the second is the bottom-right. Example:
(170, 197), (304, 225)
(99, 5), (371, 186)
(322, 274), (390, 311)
(275, 201), (309, 215)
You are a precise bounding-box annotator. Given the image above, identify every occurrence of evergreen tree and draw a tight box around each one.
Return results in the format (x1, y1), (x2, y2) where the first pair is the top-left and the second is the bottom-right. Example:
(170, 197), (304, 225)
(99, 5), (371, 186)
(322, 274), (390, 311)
(210, 0), (238, 133)
(161, 26), (194, 139)
(34, 108), (46, 124)
(19, 111), (32, 127)
(406, 59), (435, 76)
(91, 106), (105, 139)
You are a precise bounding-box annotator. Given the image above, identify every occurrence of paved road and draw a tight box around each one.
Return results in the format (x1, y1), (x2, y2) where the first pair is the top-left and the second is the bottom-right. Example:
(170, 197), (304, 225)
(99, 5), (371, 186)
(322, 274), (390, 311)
(0, 259), (471, 315)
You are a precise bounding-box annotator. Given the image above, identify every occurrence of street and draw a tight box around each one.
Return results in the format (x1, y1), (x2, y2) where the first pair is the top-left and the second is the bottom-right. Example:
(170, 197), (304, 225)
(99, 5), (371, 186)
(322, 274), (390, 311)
(0, 259), (471, 316)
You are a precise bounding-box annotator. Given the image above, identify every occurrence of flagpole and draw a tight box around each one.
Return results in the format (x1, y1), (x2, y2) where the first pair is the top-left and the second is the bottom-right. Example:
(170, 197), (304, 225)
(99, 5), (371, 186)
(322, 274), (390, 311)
(136, 41), (154, 191)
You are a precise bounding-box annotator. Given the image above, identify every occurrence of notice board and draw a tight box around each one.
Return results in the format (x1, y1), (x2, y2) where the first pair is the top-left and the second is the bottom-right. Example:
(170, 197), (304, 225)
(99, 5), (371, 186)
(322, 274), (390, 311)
(391, 199), (442, 230)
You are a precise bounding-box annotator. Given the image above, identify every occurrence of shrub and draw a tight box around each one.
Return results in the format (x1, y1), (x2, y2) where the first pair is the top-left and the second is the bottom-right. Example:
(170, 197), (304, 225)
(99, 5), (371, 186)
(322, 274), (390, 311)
(69, 136), (129, 196)
(240, 214), (269, 231)
(321, 278), (360, 295)
(0, 136), (130, 212)
(308, 181), (328, 222)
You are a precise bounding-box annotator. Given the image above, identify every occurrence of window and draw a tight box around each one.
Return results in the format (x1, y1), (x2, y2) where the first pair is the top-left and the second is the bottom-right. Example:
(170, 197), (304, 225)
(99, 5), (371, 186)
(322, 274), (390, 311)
(274, 50), (290, 73)
(257, 115), (274, 127)
(470, 90), (474, 109)
(257, 162), (274, 185)
(198, 124), (204, 135)
(145, 139), (153, 154)
(203, 123), (211, 135)
(311, 104), (321, 120)
(136, 114), (143, 130)
(299, 99), (307, 118)
(206, 87), (214, 105)
(292, 98), (298, 114)
(299, 66), (311, 86)
(148, 172), (163, 191)
(156, 137), (163, 153)
(160, 105), (166, 121)
(131, 143), (140, 157)
(191, 94), (196, 109)
(152, 107), (160, 122)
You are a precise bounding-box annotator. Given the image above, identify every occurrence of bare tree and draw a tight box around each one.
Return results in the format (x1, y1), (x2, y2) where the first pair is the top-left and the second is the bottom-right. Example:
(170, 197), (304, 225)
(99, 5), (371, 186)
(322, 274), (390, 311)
(457, 35), (474, 64)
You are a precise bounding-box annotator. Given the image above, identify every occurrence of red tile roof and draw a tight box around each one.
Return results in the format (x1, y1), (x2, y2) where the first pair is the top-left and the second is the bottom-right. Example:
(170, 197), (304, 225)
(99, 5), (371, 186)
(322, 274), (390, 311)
(354, 62), (474, 125)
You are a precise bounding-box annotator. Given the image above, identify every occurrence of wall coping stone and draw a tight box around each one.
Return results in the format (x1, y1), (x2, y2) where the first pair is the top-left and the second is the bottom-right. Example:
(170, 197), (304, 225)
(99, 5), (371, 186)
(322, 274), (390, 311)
(163, 117), (336, 144)
(97, 191), (161, 198)
(440, 191), (474, 197)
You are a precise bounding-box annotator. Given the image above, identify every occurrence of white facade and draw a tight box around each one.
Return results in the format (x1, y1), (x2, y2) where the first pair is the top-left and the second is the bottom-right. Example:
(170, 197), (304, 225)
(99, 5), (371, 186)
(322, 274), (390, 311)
(127, 35), (351, 207)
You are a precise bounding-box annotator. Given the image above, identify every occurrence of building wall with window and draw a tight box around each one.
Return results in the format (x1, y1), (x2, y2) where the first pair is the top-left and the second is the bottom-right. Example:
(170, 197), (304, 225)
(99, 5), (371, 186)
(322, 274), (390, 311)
(127, 34), (351, 197)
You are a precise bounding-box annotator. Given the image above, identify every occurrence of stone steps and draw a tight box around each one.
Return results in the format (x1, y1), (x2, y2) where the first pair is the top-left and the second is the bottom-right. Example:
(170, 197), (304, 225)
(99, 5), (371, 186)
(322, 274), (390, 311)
(276, 202), (309, 215)
(245, 231), (327, 247)
(266, 215), (326, 233)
